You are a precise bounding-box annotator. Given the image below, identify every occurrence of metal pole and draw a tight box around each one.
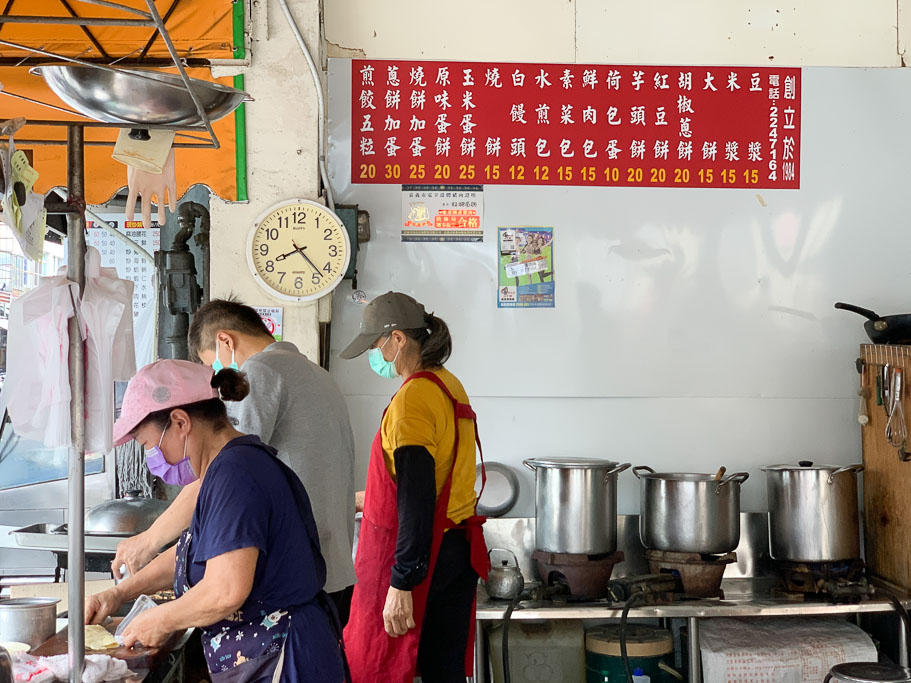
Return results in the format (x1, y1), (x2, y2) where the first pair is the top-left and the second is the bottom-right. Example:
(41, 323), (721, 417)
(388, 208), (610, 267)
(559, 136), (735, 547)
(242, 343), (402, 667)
(688, 616), (702, 683)
(0, 15), (155, 26)
(71, 0), (153, 18)
(0, 38), (210, 92)
(143, 0), (220, 149)
(900, 614), (909, 667)
(66, 124), (86, 683)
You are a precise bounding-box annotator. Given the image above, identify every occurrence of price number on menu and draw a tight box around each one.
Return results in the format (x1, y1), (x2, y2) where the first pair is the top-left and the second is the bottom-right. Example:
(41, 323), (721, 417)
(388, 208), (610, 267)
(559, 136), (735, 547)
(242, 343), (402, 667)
(357, 162), (763, 188)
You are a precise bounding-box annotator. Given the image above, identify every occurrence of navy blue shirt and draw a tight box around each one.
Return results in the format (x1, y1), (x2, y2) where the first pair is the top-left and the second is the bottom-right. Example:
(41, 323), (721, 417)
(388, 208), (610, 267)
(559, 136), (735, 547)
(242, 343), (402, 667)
(187, 435), (325, 611)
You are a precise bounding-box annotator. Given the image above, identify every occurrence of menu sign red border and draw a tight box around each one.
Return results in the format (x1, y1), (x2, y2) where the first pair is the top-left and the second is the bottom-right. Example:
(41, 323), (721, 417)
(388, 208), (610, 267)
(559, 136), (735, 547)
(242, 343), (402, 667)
(351, 60), (801, 190)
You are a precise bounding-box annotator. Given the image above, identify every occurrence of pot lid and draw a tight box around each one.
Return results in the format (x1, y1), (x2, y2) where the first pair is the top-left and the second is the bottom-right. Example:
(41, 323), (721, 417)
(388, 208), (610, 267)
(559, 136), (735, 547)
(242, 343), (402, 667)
(525, 457), (620, 469)
(85, 492), (170, 536)
(762, 461), (850, 471)
(586, 625), (673, 657)
(828, 663), (911, 682)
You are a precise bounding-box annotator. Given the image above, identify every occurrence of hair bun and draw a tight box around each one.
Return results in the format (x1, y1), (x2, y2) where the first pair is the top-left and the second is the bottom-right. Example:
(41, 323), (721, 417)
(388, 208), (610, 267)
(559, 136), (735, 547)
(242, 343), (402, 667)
(210, 368), (250, 402)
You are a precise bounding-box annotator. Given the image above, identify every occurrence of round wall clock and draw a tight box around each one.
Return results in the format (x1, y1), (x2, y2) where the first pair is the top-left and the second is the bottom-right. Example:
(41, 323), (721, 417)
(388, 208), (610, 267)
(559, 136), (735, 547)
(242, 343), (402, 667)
(246, 199), (351, 302)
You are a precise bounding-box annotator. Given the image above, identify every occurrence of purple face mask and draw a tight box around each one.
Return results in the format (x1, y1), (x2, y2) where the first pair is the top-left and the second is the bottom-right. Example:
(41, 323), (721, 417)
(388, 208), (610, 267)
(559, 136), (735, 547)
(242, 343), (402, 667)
(145, 424), (198, 486)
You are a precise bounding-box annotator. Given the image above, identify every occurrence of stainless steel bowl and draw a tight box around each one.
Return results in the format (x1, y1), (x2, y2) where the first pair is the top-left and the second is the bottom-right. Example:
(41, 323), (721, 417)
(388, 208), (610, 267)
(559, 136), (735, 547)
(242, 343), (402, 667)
(85, 492), (170, 536)
(0, 598), (59, 649)
(30, 64), (251, 126)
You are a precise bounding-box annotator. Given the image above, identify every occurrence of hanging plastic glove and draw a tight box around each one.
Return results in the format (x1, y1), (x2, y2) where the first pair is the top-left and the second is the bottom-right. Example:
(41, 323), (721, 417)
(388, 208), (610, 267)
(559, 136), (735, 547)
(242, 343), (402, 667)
(125, 146), (177, 228)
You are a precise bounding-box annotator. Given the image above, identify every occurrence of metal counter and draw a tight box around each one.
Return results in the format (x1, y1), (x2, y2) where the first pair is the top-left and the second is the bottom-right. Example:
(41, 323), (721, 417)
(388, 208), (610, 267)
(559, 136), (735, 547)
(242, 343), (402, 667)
(475, 584), (911, 683)
(474, 516), (910, 683)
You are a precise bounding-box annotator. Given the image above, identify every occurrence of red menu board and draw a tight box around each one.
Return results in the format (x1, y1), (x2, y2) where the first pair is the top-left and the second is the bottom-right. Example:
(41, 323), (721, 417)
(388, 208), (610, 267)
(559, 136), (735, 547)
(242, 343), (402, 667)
(351, 60), (800, 190)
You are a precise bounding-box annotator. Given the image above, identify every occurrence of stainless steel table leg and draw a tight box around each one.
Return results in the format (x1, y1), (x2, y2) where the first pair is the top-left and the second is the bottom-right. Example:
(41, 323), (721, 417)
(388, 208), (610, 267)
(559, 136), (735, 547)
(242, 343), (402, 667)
(899, 613), (909, 668)
(688, 616), (702, 683)
(474, 620), (489, 683)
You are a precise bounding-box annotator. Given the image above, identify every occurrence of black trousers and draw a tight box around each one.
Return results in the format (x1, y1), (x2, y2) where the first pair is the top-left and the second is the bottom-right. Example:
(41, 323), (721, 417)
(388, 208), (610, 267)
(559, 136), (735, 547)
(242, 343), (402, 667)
(328, 584), (354, 628)
(416, 529), (479, 683)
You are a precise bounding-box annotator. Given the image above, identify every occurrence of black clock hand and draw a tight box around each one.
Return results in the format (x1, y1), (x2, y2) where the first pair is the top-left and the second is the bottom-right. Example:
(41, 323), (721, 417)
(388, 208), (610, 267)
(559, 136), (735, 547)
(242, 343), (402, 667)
(292, 240), (323, 278)
(274, 249), (297, 262)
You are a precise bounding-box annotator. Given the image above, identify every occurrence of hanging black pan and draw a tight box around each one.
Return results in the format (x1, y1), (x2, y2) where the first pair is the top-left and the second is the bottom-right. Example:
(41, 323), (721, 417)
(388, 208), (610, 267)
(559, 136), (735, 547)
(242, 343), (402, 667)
(834, 302), (911, 344)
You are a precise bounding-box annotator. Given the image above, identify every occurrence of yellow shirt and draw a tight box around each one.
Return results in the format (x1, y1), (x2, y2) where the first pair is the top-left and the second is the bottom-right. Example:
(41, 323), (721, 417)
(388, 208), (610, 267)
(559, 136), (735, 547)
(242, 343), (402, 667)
(381, 367), (478, 524)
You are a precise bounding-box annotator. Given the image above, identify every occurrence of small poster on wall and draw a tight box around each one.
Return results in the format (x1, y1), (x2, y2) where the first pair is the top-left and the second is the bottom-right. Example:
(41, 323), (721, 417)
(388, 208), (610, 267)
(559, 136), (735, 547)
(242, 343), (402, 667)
(401, 184), (483, 242)
(497, 227), (554, 308)
(254, 306), (283, 341)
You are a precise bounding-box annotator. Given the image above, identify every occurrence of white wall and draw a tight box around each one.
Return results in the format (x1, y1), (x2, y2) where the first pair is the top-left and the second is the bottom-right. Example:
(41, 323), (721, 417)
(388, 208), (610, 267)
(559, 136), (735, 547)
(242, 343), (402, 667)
(208, 0), (323, 360)
(318, 3), (908, 517)
(208, 2), (909, 514)
(327, 62), (901, 515)
(326, 0), (902, 67)
(218, 0), (905, 355)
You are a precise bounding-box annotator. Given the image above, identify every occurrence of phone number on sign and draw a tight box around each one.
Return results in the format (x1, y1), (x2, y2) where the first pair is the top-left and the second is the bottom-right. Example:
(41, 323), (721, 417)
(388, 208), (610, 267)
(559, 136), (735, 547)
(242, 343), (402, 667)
(358, 162), (770, 188)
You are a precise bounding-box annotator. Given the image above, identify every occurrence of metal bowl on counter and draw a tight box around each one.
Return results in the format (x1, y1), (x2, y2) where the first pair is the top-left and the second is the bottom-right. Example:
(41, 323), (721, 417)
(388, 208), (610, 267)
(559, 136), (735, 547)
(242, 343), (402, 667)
(634, 466), (749, 554)
(85, 491), (170, 537)
(0, 599), (59, 650)
(30, 64), (251, 126)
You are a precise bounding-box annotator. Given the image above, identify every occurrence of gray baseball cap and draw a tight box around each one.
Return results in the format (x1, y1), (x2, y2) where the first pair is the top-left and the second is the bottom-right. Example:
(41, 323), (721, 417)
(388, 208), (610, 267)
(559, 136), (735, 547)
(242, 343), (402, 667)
(339, 291), (427, 359)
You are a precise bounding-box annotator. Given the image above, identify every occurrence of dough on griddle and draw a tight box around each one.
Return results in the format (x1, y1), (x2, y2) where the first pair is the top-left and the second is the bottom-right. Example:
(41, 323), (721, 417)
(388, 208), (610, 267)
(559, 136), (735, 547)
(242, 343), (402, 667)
(84, 625), (117, 651)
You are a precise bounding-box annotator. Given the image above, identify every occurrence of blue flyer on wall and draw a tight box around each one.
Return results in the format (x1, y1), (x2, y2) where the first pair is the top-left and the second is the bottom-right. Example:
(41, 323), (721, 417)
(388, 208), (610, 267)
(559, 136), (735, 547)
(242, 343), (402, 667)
(497, 226), (554, 308)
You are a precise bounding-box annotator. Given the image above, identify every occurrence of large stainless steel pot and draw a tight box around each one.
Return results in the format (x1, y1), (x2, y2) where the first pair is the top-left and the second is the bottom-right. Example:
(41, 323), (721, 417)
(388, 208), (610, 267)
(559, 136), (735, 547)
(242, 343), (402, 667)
(523, 458), (630, 555)
(634, 466), (749, 554)
(0, 598), (59, 649)
(762, 461), (864, 562)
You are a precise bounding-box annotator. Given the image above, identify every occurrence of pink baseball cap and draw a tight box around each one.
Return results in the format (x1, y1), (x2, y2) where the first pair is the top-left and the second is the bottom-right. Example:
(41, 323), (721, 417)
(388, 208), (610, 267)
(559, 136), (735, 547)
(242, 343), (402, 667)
(113, 359), (219, 447)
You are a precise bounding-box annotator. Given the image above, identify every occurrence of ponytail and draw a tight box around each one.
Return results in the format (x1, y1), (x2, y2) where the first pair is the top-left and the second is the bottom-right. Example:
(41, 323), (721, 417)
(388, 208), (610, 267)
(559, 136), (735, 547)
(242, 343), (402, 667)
(211, 368), (250, 402)
(403, 313), (452, 368)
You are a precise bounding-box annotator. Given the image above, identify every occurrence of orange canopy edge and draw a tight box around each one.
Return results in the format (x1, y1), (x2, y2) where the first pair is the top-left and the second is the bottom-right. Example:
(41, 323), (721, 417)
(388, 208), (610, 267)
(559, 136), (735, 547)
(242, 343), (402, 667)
(0, 1), (240, 204)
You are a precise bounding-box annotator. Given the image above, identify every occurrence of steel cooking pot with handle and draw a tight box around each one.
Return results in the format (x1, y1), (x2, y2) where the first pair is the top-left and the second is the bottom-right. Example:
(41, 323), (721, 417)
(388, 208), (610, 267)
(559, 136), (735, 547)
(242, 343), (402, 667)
(762, 461), (863, 562)
(635, 466), (749, 554)
(523, 458), (631, 555)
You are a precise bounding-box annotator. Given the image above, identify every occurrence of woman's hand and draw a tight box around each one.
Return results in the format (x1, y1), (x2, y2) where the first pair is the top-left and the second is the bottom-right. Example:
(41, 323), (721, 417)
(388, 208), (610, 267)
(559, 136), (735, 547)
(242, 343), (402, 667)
(85, 588), (125, 626)
(111, 532), (157, 579)
(355, 490), (366, 514)
(382, 586), (415, 637)
(119, 607), (172, 649)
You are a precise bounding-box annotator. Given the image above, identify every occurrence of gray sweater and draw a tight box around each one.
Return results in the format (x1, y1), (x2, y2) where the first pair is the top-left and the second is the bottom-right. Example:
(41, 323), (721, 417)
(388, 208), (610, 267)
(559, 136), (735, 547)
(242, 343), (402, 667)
(227, 341), (356, 593)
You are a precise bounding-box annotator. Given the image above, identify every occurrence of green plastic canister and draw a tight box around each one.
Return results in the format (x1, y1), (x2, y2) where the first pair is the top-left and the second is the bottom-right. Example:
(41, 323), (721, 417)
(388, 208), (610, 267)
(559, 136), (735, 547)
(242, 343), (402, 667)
(585, 625), (682, 683)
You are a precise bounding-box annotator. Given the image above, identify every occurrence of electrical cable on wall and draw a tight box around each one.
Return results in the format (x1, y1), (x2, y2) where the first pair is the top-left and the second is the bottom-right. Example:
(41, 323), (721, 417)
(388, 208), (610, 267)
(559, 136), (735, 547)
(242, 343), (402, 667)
(277, 0), (335, 211)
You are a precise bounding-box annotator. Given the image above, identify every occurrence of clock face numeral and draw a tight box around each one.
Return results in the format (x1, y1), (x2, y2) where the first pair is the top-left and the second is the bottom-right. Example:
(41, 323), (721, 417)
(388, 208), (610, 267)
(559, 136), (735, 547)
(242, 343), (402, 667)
(248, 202), (350, 302)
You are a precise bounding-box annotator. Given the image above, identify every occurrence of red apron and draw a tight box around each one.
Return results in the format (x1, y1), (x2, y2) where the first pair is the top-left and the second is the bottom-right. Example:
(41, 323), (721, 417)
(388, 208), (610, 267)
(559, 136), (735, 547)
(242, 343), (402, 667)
(343, 371), (490, 683)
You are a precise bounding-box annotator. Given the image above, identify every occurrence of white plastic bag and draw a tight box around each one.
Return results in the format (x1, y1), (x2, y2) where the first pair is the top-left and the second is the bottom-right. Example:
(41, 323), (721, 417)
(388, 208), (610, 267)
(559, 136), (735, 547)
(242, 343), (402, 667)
(114, 594), (156, 641)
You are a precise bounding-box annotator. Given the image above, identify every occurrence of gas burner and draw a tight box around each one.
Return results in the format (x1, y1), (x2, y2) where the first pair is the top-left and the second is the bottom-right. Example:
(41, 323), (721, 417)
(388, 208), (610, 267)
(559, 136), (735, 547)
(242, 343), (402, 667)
(531, 550), (624, 599)
(773, 558), (874, 602)
(646, 549), (736, 598)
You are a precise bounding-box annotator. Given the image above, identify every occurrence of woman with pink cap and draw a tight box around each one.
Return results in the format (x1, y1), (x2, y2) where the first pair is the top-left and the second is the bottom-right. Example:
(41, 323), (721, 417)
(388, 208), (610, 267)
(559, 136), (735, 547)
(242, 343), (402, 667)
(84, 359), (347, 682)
